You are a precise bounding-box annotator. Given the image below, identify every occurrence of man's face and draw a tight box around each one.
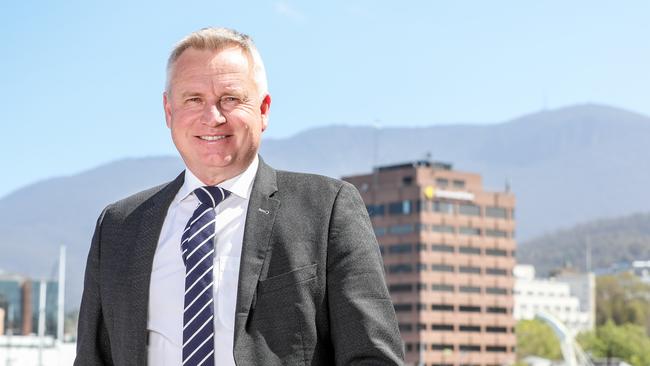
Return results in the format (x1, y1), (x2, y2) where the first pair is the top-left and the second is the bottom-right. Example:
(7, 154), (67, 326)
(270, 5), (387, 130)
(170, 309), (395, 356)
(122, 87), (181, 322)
(163, 47), (271, 185)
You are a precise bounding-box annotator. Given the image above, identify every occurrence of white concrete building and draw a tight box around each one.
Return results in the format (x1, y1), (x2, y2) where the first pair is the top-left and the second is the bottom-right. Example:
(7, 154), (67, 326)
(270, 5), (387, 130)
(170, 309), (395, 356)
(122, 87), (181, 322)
(513, 265), (594, 334)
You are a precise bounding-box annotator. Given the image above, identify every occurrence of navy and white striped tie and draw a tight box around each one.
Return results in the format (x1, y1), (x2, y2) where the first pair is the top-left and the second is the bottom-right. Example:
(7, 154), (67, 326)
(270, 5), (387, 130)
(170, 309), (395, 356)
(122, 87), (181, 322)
(181, 186), (230, 366)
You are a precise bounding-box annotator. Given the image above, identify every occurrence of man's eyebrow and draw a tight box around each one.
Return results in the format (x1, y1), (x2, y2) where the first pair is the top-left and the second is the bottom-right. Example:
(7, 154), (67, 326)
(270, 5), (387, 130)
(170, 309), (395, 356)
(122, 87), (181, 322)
(179, 90), (203, 98)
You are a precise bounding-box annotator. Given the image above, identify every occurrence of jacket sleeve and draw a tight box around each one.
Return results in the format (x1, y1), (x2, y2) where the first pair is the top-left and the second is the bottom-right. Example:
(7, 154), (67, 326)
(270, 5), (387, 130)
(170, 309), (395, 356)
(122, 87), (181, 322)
(326, 182), (405, 365)
(74, 207), (114, 365)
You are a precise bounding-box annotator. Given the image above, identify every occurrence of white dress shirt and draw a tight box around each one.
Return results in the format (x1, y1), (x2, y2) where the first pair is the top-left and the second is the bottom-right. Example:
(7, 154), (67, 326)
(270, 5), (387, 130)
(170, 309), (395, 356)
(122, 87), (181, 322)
(147, 156), (258, 366)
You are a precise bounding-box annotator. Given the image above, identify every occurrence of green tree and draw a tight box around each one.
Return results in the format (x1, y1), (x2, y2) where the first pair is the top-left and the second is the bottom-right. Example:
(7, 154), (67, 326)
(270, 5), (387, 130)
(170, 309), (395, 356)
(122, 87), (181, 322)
(578, 321), (650, 366)
(516, 319), (562, 360)
(596, 273), (650, 333)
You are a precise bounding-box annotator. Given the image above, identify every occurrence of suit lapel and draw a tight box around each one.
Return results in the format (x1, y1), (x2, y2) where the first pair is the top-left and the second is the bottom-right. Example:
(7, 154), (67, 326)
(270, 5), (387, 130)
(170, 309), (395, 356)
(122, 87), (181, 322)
(126, 173), (184, 364)
(234, 158), (279, 346)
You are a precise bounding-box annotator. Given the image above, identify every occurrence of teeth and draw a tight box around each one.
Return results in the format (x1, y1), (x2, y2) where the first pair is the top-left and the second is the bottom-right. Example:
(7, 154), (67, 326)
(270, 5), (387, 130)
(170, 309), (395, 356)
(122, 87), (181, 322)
(200, 135), (226, 141)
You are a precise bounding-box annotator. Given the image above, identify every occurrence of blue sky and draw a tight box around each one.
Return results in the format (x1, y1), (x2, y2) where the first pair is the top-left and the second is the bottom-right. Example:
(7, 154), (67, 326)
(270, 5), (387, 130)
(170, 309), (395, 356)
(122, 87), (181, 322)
(1, 0), (649, 197)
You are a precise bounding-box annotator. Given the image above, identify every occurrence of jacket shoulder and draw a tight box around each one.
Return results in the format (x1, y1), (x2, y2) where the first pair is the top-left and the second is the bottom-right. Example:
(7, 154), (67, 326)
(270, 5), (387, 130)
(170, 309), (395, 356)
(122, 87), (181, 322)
(275, 170), (350, 194)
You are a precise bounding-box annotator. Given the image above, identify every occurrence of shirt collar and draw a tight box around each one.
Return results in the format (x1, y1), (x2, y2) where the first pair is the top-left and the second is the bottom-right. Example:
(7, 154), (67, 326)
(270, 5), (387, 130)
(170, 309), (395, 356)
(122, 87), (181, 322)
(176, 155), (259, 204)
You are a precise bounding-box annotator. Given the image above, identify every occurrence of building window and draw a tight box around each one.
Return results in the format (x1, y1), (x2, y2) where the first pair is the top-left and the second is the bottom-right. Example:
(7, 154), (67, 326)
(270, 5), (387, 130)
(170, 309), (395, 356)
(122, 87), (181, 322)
(417, 323), (427, 330)
(431, 225), (455, 234)
(431, 304), (454, 311)
(486, 268), (508, 276)
(403, 176), (414, 186)
(486, 306), (508, 314)
(415, 223), (428, 232)
(452, 180), (466, 188)
(486, 346), (508, 353)
(459, 345), (481, 352)
(389, 200), (412, 215)
(388, 283), (413, 293)
(388, 243), (413, 254)
(416, 282), (427, 291)
(416, 263), (428, 272)
(459, 266), (481, 274)
(432, 201), (454, 214)
(393, 303), (413, 312)
(431, 324), (454, 331)
(486, 326), (508, 333)
(431, 244), (455, 253)
(388, 264), (413, 274)
(458, 203), (480, 216)
(486, 206), (508, 219)
(416, 243), (428, 252)
(459, 227), (481, 236)
(486, 287), (509, 295)
(485, 248), (508, 257)
(459, 305), (482, 312)
(431, 264), (455, 272)
(399, 323), (413, 332)
(432, 284), (455, 292)
(485, 229), (508, 238)
(389, 224), (415, 235)
(414, 200), (425, 212)
(459, 246), (481, 255)
(459, 325), (481, 332)
(367, 204), (385, 217)
(436, 178), (449, 187)
(374, 227), (387, 237)
(459, 286), (481, 293)
(431, 344), (454, 352)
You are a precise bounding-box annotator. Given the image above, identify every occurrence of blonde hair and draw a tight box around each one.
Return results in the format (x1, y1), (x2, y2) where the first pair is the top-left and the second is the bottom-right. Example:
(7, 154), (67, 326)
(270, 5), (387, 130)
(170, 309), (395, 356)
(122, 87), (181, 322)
(165, 27), (268, 97)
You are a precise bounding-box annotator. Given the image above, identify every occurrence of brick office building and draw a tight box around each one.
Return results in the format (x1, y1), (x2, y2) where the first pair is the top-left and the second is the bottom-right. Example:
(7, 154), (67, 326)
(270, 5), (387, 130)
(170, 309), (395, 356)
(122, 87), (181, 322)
(344, 161), (517, 366)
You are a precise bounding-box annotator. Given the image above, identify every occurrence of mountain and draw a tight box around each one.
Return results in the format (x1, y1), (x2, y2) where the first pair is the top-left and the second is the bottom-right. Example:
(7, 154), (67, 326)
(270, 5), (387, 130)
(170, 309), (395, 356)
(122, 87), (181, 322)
(2, 103), (650, 310)
(517, 212), (650, 276)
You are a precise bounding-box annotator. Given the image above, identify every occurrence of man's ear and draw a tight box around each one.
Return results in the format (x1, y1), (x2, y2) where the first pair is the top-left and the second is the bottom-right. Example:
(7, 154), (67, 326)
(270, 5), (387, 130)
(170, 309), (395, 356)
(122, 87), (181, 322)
(260, 94), (271, 131)
(163, 92), (172, 128)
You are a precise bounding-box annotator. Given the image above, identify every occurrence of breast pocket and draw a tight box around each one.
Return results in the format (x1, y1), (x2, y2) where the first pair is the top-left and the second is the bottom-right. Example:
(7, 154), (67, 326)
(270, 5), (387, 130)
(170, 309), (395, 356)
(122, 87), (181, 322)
(216, 256), (240, 331)
(258, 263), (318, 295)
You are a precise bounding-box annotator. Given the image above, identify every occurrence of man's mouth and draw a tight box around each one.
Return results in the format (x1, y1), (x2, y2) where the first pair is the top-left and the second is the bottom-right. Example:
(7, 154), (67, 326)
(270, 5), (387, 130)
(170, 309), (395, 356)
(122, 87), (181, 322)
(198, 135), (228, 141)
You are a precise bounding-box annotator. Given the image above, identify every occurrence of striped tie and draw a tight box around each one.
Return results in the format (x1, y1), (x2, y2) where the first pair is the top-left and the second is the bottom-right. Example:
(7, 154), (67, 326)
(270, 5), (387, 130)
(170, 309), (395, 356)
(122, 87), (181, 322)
(181, 186), (230, 366)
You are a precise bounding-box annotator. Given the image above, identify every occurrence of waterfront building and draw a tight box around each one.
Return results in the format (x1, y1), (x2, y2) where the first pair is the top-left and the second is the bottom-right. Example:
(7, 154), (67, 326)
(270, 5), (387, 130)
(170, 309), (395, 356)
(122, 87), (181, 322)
(344, 161), (517, 366)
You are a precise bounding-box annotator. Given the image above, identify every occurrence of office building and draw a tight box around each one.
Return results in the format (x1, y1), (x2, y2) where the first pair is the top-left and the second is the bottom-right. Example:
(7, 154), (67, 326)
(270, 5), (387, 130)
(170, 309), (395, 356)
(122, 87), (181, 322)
(344, 161), (516, 366)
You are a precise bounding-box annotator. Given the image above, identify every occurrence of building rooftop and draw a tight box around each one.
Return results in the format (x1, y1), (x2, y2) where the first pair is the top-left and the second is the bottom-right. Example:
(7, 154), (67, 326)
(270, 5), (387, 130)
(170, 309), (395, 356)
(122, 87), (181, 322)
(375, 160), (452, 172)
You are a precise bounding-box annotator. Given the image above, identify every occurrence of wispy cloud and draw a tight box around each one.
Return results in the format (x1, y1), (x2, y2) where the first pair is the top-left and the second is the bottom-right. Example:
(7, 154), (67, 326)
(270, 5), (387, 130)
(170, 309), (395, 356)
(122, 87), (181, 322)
(273, 1), (306, 23)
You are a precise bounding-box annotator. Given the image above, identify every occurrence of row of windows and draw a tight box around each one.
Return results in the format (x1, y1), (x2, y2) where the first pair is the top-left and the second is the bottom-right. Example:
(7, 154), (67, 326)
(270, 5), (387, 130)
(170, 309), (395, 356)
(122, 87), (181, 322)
(404, 343), (512, 353)
(380, 243), (512, 257)
(367, 200), (511, 219)
(391, 302), (509, 314)
(374, 224), (511, 239)
(398, 323), (511, 333)
(386, 263), (510, 277)
(388, 282), (513, 298)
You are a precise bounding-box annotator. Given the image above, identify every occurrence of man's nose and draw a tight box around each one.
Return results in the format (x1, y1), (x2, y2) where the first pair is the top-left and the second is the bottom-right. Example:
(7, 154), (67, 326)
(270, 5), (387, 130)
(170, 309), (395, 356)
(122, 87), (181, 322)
(202, 103), (226, 126)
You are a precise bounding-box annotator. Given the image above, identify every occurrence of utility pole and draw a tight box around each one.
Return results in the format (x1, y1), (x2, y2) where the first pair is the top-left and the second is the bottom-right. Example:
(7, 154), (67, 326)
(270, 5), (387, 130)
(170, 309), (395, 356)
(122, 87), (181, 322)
(37, 280), (46, 366)
(57, 246), (66, 343)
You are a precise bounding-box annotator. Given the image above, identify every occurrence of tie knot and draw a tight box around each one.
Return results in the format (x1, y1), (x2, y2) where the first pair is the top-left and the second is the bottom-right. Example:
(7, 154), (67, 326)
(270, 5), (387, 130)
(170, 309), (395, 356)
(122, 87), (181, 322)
(194, 186), (231, 208)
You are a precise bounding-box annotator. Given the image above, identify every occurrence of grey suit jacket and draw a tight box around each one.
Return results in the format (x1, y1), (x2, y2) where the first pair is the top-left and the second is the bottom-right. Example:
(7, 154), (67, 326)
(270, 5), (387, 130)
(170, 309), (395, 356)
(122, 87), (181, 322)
(74, 158), (404, 365)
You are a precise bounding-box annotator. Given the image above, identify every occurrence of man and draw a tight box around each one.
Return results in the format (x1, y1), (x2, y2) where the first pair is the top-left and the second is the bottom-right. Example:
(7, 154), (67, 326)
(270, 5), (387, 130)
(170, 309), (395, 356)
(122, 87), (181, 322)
(75, 27), (403, 365)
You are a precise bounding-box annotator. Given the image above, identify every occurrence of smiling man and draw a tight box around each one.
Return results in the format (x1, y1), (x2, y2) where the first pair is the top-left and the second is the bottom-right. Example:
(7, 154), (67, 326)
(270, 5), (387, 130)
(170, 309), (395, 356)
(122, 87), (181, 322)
(74, 27), (403, 366)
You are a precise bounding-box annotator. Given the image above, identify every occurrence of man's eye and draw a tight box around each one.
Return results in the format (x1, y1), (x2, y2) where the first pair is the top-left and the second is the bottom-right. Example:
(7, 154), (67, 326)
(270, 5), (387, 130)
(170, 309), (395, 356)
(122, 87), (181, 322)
(220, 96), (241, 111)
(222, 96), (239, 103)
(185, 97), (202, 104)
